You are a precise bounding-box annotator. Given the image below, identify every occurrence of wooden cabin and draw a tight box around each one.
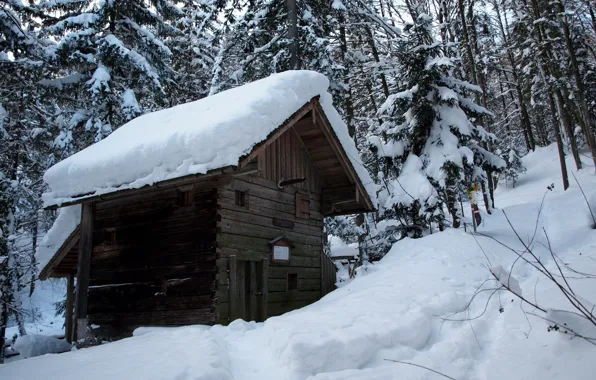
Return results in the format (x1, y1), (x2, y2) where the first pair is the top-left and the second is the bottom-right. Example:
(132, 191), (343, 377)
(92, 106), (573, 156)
(37, 72), (375, 342)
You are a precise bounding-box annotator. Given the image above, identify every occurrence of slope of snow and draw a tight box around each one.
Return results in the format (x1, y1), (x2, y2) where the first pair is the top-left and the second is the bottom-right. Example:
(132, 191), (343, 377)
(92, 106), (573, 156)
(42, 71), (375, 207)
(3, 144), (595, 379)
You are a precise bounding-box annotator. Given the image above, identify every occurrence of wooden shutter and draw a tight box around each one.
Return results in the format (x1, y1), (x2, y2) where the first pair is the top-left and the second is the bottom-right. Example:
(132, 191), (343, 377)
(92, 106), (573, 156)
(295, 193), (310, 219)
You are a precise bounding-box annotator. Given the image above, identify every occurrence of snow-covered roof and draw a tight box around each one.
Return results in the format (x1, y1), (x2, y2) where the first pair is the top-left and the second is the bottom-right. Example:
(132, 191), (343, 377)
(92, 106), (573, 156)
(43, 71), (376, 207)
(36, 205), (80, 278)
(328, 235), (359, 259)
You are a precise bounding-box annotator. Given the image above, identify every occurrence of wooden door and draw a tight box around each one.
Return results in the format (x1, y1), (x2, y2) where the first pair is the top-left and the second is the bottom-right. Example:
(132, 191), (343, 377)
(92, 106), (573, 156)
(229, 256), (268, 322)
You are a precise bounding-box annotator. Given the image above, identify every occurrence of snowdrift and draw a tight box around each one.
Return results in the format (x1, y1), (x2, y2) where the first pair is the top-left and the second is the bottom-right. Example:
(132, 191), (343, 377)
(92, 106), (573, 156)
(2, 144), (595, 379)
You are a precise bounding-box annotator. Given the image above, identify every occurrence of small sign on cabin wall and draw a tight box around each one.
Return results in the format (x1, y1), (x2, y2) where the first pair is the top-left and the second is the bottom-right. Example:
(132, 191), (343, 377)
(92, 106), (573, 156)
(273, 245), (290, 261)
(269, 236), (293, 263)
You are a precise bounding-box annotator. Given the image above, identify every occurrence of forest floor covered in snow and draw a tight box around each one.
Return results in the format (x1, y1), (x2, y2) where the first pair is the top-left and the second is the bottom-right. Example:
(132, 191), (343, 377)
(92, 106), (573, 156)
(2, 144), (596, 379)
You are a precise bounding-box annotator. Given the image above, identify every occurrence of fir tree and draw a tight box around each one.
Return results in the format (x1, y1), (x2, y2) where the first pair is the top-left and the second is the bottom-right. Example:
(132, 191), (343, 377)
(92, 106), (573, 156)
(376, 13), (503, 235)
(41, 0), (183, 148)
(0, 0), (56, 362)
(498, 133), (526, 188)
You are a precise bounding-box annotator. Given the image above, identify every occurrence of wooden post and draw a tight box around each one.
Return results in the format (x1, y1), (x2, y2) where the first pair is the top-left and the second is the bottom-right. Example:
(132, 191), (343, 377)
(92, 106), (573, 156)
(249, 261), (257, 321)
(321, 251), (327, 297)
(257, 258), (268, 322)
(228, 255), (237, 322)
(65, 273), (75, 343)
(74, 202), (94, 342)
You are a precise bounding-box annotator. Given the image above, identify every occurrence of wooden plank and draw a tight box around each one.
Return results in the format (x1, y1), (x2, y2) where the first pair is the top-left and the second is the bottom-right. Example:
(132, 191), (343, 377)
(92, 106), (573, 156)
(228, 255), (237, 323)
(231, 180), (321, 210)
(269, 278), (320, 292)
(90, 266), (216, 286)
(249, 261), (257, 321)
(268, 266), (321, 279)
(90, 308), (215, 326)
(216, 233), (321, 255)
(268, 290), (320, 303)
(237, 260), (246, 320)
(218, 208), (322, 237)
(217, 219), (322, 246)
(232, 175), (321, 201)
(259, 259), (268, 321)
(65, 273), (75, 343)
(74, 202), (95, 341)
(218, 190), (324, 224)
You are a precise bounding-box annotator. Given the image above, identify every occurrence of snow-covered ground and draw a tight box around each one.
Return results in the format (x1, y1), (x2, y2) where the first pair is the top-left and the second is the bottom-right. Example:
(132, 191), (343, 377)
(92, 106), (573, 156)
(2, 144), (595, 379)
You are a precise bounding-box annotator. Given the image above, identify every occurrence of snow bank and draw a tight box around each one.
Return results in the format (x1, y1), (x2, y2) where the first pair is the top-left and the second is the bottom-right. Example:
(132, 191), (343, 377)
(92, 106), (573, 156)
(13, 334), (72, 359)
(43, 71), (375, 207)
(35, 205), (80, 276)
(2, 326), (232, 380)
(5, 144), (595, 380)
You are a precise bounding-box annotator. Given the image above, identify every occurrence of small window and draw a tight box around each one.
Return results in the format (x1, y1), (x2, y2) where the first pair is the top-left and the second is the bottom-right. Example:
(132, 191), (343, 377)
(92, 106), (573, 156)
(235, 190), (247, 208)
(177, 189), (192, 207)
(287, 273), (298, 291)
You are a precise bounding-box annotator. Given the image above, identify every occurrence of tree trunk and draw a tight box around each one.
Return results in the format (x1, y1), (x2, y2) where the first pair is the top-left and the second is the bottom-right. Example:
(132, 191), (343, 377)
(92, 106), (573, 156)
(339, 14), (355, 140)
(558, 0), (596, 170)
(547, 93), (570, 190)
(555, 91), (582, 170)
(493, 0), (536, 151)
(285, 0), (298, 70)
(364, 26), (389, 98)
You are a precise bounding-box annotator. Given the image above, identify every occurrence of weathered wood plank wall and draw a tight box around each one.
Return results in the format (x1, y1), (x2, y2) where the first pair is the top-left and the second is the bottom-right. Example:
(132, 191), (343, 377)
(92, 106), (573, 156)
(216, 127), (326, 323)
(257, 126), (321, 193)
(321, 252), (337, 297)
(87, 181), (219, 337)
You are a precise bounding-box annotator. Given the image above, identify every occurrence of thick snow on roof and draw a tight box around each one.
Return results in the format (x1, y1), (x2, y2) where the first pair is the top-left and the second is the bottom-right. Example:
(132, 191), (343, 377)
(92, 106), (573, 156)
(36, 205), (80, 276)
(43, 71), (376, 207)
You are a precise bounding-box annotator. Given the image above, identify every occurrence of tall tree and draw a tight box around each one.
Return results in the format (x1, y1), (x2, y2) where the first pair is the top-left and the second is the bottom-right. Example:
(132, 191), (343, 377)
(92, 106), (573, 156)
(42, 0), (182, 148)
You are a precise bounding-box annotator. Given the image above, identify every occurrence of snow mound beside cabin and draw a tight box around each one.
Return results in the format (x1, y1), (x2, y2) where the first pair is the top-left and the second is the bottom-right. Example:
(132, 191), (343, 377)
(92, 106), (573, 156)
(2, 144), (595, 379)
(42, 70), (375, 207)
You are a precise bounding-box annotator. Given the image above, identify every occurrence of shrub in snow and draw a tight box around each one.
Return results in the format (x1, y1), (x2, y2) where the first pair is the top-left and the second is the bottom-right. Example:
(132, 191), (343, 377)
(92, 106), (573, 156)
(498, 146), (526, 188)
(13, 334), (72, 359)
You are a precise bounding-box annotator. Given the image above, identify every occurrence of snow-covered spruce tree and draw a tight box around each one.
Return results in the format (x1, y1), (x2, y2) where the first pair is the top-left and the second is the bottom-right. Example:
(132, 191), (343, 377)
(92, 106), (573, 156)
(166, 0), (223, 105)
(375, 13), (503, 236)
(209, 0), (343, 98)
(0, 0), (59, 362)
(41, 0), (182, 148)
(498, 132), (526, 188)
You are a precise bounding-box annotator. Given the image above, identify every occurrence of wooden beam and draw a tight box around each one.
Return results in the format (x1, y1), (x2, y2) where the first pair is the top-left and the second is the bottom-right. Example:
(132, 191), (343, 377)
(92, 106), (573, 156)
(65, 273), (75, 343)
(228, 255), (237, 322)
(74, 202), (94, 342)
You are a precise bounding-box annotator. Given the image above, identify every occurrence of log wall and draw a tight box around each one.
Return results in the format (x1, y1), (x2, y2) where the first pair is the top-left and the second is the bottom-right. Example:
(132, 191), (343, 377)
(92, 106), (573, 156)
(215, 172), (325, 324)
(87, 180), (220, 338)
